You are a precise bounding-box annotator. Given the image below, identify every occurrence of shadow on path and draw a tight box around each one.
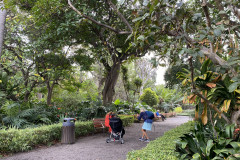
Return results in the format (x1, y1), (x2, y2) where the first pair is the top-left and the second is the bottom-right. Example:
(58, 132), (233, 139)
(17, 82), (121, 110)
(3, 116), (191, 160)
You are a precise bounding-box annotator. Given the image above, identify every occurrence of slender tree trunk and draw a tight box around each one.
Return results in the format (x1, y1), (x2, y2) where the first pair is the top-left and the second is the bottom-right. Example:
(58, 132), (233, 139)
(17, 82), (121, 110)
(102, 62), (121, 105)
(46, 81), (54, 105)
(98, 77), (105, 97)
(0, 2), (7, 58)
(24, 81), (37, 101)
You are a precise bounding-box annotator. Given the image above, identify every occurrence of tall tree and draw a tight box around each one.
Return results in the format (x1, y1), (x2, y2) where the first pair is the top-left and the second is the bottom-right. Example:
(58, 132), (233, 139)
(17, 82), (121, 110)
(6, 0), (150, 105)
(0, 1), (7, 57)
(131, 0), (240, 124)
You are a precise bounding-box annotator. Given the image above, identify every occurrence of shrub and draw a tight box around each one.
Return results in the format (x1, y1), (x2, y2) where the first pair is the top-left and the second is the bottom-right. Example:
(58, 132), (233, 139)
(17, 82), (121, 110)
(174, 107), (183, 113)
(127, 121), (194, 160)
(0, 115), (134, 154)
(119, 115), (134, 127)
(176, 122), (240, 159)
(0, 121), (94, 153)
(1, 102), (57, 129)
(139, 88), (158, 107)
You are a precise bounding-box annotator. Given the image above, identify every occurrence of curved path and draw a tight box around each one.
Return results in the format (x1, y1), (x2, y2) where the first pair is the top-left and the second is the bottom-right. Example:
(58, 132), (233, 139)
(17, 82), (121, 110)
(3, 116), (190, 160)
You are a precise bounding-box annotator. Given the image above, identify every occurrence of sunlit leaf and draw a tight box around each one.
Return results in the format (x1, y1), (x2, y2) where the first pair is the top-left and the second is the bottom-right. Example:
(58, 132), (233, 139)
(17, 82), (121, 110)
(221, 100), (231, 113)
(206, 83), (216, 88)
(201, 104), (208, 125)
(235, 90), (240, 94)
(188, 94), (196, 104)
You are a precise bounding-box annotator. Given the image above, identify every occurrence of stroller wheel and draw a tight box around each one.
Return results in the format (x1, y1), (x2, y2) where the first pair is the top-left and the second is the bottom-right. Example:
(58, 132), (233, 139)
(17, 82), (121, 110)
(106, 138), (110, 143)
(121, 140), (124, 144)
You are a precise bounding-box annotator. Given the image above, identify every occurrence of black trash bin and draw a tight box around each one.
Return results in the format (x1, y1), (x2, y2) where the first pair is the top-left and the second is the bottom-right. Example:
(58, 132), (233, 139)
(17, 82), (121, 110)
(61, 118), (75, 144)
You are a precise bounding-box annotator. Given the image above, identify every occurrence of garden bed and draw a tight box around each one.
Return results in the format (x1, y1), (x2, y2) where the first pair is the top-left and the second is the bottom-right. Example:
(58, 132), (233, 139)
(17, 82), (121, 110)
(127, 121), (194, 160)
(0, 115), (134, 154)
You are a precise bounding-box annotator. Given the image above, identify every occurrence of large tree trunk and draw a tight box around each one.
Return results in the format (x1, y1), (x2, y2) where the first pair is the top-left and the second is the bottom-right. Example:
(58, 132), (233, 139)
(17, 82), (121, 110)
(102, 62), (121, 105)
(0, 2), (7, 58)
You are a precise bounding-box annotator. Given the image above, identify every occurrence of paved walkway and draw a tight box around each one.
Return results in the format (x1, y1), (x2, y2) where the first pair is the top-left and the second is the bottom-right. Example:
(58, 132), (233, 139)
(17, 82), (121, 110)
(3, 116), (190, 160)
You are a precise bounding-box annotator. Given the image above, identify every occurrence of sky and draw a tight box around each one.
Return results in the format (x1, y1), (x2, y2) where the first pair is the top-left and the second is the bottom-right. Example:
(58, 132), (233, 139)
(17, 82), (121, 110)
(156, 66), (167, 85)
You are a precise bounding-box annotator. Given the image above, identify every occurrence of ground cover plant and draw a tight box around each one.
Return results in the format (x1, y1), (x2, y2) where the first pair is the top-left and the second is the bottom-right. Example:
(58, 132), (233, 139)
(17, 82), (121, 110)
(176, 122), (240, 159)
(127, 121), (194, 160)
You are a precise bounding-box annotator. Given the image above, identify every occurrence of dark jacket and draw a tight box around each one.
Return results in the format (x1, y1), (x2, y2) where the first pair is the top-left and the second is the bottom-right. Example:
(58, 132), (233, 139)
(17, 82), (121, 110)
(138, 111), (153, 123)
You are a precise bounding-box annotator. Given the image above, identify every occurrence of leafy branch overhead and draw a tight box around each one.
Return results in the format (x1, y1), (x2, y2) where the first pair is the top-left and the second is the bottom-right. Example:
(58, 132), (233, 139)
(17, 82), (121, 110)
(67, 0), (132, 35)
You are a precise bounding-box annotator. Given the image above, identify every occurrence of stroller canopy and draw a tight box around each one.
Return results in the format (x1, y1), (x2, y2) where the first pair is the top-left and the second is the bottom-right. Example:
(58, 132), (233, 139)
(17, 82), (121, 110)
(109, 117), (123, 133)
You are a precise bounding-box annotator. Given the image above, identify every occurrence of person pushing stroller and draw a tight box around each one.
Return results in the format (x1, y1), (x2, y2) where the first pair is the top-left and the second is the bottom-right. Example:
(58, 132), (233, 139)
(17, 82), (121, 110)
(106, 113), (125, 144)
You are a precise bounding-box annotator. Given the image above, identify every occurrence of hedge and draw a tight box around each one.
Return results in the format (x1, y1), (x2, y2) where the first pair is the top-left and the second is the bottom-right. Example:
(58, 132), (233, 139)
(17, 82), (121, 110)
(127, 121), (194, 160)
(119, 115), (134, 127)
(0, 115), (134, 154)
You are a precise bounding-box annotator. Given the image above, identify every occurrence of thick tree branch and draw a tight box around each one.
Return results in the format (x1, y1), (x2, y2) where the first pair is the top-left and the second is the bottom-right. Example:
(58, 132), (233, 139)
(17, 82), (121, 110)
(67, 0), (131, 35)
(107, 0), (132, 32)
(165, 29), (237, 76)
(202, 0), (211, 29)
(202, 0), (214, 54)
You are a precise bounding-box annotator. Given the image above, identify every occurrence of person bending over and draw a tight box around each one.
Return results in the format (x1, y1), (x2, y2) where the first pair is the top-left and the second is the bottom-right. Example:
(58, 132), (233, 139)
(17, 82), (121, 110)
(137, 108), (154, 142)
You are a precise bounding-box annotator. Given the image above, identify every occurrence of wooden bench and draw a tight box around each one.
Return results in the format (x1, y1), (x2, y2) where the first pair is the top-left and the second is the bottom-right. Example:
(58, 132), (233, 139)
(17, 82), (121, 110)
(93, 118), (106, 133)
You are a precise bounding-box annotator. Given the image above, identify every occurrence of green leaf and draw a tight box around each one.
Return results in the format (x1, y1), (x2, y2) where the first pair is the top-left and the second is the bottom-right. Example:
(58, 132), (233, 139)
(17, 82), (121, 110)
(137, 35), (145, 41)
(219, 10), (226, 14)
(214, 28), (222, 36)
(214, 149), (230, 154)
(114, 99), (121, 105)
(206, 140), (214, 156)
(230, 142), (240, 150)
(225, 124), (235, 138)
(201, 58), (211, 74)
(228, 82), (240, 92)
(192, 153), (200, 160)
(132, 17), (142, 22)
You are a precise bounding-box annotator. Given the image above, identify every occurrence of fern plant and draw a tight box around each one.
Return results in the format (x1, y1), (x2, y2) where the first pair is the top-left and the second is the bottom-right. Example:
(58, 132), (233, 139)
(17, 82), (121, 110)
(1, 103), (53, 129)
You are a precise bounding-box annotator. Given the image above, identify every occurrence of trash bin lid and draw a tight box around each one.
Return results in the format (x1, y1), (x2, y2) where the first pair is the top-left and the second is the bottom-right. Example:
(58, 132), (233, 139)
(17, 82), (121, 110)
(63, 118), (75, 126)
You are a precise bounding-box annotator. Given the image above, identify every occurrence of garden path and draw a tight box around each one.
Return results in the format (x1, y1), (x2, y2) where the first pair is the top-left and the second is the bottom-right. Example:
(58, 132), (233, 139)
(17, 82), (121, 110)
(3, 116), (190, 160)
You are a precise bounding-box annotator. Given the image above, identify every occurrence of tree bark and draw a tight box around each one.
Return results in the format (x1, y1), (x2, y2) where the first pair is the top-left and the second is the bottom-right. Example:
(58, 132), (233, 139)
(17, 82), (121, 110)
(0, 2), (7, 58)
(24, 81), (37, 101)
(46, 81), (55, 105)
(102, 62), (121, 105)
(231, 109), (240, 125)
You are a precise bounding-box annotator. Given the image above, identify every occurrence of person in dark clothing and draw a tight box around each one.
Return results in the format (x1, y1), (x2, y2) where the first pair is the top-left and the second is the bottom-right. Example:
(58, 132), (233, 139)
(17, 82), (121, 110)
(137, 108), (153, 142)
